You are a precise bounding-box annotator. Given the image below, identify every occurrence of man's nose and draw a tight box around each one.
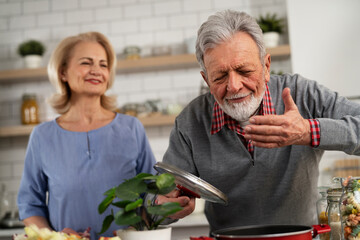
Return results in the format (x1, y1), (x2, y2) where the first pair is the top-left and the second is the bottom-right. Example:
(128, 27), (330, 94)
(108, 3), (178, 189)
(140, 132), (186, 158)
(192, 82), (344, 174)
(226, 73), (243, 92)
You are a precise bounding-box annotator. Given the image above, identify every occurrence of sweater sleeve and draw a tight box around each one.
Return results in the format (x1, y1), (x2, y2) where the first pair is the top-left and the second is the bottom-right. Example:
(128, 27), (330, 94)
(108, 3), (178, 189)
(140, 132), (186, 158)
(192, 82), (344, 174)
(293, 75), (360, 155)
(162, 118), (198, 176)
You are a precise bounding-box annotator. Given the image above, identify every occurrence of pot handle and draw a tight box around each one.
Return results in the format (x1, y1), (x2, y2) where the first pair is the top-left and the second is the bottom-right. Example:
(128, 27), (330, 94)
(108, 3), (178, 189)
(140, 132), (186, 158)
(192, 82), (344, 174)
(312, 224), (331, 238)
(190, 237), (214, 240)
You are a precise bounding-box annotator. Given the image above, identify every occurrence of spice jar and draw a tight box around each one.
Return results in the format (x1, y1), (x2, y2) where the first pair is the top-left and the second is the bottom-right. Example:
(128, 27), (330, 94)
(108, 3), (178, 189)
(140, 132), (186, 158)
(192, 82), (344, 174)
(327, 187), (342, 240)
(21, 93), (39, 124)
(317, 187), (329, 240)
(340, 177), (360, 240)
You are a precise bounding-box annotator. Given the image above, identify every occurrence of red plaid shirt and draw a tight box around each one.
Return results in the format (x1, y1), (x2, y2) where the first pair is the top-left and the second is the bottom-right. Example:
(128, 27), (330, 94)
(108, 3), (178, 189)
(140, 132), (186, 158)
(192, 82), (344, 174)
(210, 84), (320, 157)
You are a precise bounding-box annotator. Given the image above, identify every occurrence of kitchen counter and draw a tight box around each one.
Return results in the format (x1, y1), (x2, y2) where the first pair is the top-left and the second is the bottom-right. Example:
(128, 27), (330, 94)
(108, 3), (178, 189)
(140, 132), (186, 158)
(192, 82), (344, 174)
(0, 213), (209, 240)
(0, 228), (24, 239)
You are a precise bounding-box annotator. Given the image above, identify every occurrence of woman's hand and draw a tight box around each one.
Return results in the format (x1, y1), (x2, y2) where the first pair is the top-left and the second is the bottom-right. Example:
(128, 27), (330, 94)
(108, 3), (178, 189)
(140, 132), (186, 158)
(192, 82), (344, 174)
(156, 189), (196, 219)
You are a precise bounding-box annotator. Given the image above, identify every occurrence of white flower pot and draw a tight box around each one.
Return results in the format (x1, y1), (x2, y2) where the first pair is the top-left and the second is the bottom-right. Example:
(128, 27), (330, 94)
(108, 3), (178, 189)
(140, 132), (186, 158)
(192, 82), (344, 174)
(116, 227), (171, 240)
(24, 55), (43, 69)
(263, 32), (280, 48)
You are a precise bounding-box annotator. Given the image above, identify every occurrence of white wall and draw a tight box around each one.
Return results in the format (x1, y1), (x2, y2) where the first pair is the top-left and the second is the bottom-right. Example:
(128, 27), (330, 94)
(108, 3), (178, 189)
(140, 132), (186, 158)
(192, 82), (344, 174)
(0, 0), (289, 210)
(287, 0), (360, 97)
(287, 0), (360, 186)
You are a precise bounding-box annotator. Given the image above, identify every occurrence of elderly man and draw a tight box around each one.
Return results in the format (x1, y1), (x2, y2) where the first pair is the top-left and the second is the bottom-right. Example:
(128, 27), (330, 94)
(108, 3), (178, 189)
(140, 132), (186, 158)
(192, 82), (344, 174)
(157, 10), (360, 232)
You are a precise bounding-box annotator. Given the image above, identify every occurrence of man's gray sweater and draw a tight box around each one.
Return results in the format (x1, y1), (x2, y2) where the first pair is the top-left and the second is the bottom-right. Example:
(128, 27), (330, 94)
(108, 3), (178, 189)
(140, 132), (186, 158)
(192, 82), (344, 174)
(163, 74), (360, 232)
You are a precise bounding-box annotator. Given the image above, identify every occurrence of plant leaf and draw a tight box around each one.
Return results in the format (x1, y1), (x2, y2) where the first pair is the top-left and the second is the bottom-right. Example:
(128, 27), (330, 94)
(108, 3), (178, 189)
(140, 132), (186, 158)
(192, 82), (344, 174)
(125, 198), (143, 212)
(103, 187), (116, 196)
(114, 210), (142, 226)
(99, 214), (114, 234)
(112, 200), (132, 208)
(115, 178), (147, 200)
(156, 173), (175, 190)
(98, 194), (115, 214)
(135, 173), (153, 179)
(147, 202), (182, 217)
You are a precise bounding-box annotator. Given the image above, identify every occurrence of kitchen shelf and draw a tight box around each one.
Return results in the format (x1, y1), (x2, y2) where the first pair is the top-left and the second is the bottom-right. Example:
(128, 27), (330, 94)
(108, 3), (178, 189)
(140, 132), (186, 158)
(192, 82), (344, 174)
(0, 45), (291, 84)
(0, 114), (177, 137)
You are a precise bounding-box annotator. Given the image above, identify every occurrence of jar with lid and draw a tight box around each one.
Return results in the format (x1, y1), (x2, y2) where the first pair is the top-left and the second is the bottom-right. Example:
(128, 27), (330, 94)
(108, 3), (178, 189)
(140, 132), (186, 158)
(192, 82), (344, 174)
(340, 177), (360, 240)
(317, 187), (329, 240)
(327, 187), (342, 240)
(21, 93), (39, 125)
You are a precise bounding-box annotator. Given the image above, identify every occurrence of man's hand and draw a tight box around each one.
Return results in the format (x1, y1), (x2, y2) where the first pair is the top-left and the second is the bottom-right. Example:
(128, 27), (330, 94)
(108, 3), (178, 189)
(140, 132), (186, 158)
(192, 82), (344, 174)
(156, 189), (195, 219)
(244, 88), (311, 148)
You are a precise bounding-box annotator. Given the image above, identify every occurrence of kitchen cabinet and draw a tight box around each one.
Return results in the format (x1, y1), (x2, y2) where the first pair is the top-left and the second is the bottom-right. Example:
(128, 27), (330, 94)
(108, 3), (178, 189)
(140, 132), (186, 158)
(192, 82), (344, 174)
(0, 46), (291, 84)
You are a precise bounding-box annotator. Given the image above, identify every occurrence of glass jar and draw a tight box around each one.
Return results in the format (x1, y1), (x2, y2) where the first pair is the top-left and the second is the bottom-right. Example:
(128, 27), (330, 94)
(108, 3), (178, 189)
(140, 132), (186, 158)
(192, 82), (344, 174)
(340, 177), (360, 240)
(317, 187), (329, 240)
(327, 187), (342, 240)
(21, 93), (39, 125)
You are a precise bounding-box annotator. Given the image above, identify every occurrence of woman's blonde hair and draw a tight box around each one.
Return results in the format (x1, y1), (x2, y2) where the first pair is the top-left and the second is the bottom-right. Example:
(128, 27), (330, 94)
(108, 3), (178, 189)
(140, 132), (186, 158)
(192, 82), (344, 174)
(47, 32), (117, 114)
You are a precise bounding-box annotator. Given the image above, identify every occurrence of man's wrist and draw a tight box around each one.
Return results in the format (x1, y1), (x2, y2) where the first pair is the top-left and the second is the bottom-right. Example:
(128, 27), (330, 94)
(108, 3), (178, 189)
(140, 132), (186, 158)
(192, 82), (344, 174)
(308, 119), (320, 147)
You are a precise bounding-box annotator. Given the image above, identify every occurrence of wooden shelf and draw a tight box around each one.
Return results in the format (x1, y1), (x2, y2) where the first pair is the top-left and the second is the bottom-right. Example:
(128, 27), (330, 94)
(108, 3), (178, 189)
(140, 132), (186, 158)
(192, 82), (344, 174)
(0, 114), (176, 137)
(0, 45), (290, 84)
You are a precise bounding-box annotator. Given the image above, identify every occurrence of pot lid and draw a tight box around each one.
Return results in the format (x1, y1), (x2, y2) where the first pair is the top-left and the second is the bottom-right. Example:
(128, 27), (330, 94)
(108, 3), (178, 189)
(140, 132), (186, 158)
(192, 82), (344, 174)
(153, 162), (228, 205)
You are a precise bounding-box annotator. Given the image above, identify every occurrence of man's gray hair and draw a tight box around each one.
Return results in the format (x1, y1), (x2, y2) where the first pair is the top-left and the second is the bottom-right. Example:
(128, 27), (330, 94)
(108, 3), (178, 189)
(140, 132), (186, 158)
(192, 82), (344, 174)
(196, 10), (265, 76)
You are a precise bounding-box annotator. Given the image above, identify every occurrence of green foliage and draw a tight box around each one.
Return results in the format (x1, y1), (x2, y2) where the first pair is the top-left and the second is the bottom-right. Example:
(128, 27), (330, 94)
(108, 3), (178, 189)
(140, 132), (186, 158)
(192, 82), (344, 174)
(257, 13), (284, 34)
(98, 173), (182, 233)
(17, 40), (45, 57)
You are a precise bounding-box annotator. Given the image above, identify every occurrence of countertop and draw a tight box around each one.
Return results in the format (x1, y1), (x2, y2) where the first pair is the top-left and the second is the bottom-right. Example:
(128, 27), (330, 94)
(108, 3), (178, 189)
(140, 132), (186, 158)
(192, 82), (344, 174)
(0, 213), (208, 237)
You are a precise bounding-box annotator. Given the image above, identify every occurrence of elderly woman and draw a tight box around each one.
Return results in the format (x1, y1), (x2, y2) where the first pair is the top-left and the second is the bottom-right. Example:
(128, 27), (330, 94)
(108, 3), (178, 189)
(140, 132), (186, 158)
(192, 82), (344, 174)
(17, 32), (156, 239)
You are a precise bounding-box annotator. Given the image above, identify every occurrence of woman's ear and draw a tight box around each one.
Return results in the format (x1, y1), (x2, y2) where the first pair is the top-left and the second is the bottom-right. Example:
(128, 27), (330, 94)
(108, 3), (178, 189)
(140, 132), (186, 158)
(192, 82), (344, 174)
(60, 68), (67, 82)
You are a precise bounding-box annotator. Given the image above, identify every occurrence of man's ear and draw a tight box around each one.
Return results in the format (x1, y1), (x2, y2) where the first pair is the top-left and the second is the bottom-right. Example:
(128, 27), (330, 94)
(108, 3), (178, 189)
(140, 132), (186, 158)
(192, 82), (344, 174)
(201, 71), (210, 88)
(264, 53), (271, 83)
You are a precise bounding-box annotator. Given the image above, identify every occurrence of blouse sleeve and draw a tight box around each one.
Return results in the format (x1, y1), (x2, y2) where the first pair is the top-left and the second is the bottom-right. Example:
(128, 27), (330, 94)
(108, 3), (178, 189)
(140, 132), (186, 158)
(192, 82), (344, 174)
(133, 119), (157, 175)
(17, 128), (49, 220)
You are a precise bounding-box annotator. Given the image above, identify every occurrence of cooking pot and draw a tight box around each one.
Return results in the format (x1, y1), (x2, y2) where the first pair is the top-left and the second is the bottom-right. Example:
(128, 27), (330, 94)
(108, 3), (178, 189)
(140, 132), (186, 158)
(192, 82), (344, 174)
(191, 224), (331, 240)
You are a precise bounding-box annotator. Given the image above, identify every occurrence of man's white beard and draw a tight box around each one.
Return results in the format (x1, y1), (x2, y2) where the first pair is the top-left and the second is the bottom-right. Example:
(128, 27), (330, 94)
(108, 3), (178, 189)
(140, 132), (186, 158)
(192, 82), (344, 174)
(218, 84), (265, 123)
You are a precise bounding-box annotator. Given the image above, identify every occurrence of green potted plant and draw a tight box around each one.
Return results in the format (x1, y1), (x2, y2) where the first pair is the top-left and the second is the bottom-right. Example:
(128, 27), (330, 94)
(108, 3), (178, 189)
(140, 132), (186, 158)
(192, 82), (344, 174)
(17, 40), (46, 69)
(98, 172), (182, 240)
(257, 13), (285, 48)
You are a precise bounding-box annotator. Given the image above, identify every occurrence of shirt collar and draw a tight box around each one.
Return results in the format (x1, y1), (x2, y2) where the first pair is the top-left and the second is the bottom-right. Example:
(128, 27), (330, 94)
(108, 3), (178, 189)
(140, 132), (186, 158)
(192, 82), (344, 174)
(210, 83), (276, 135)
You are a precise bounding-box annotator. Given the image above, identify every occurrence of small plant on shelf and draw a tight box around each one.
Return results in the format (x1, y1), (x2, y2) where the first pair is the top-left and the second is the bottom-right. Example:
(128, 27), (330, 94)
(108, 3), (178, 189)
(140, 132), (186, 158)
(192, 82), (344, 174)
(257, 13), (284, 34)
(257, 13), (285, 48)
(98, 172), (182, 233)
(17, 40), (45, 57)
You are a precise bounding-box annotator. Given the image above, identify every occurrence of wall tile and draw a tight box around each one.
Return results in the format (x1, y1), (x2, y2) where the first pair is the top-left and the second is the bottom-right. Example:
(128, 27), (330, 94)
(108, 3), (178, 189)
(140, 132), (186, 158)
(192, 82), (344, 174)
(110, 19), (138, 34)
(153, 1), (182, 15)
(37, 12), (65, 27)
(0, 17), (8, 31)
(124, 32), (154, 47)
(124, 3), (152, 19)
(23, 0), (50, 14)
(24, 28), (52, 41)
(51, 0), (79, 11)
(140, 16), (168, 32)
(169, 13), (198, 29)
(80, 22), (109, 35)
(0, 164), (12, 179)
(154, 30), (183, 45)
(66, 10), (93, 24)
(0, 45), (8, 59)
(51, 25), (80, 40)
(9, 15), (36, 30)
(0, 3), (21, 17)
(80, 0), (107, 9)
(109, 0), (137, 6)
(95, 7), (123, 21)
(183, 0), (214, 12)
